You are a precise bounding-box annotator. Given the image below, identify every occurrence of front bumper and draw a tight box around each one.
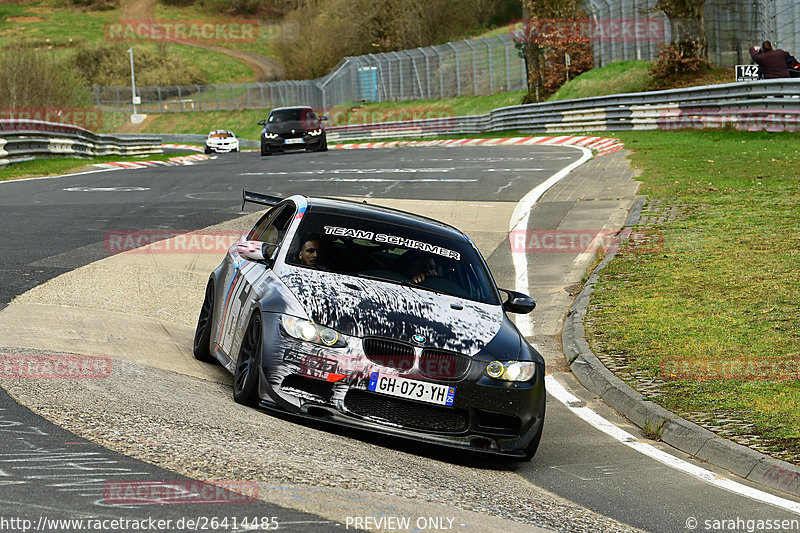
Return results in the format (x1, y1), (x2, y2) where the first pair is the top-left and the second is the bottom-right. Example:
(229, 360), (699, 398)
(206, 143), (239, 153)
(256, 314), (546, 457)
(262, 134), (324, 152)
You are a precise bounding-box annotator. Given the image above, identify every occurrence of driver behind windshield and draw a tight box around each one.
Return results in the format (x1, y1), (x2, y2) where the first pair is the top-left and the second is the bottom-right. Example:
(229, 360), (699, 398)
(293, 233), (330, 268)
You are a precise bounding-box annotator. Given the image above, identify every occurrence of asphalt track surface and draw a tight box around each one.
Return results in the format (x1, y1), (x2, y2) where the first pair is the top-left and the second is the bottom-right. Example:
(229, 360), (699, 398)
(1, 146), (799, 532)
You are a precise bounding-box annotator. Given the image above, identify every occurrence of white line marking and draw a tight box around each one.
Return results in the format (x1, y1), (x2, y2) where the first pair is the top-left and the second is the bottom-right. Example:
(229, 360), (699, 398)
(292, 178), (477, 183)
(509, 147), (800, 513)
(509, 145), (593, 337)
(546, 375), (800, 513)
(0, 167), (119, 185)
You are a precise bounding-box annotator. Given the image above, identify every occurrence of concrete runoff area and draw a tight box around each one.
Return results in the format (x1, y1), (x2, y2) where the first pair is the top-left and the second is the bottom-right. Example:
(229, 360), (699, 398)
(2, 145), (797, 532)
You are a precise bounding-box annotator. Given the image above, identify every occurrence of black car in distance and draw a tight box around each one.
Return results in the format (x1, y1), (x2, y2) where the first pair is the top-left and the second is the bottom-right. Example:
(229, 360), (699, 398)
(259, 106), (328, 155)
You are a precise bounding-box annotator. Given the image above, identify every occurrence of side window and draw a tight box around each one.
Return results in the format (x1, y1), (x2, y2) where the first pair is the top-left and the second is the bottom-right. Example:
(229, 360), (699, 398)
(247, 203), (296, 244)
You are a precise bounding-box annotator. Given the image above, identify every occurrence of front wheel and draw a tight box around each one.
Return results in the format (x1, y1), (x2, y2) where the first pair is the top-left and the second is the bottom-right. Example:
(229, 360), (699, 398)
(193, 280), (217, 363)
(523, 397), (546, 461)
(233, 312), (262, 406)
(260, 144), (270, 156)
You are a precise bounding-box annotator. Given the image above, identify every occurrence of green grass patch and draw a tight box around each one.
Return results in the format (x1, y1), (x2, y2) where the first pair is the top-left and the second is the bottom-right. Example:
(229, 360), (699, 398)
(548, 61), (652, 101)
(118, 109), (268, 139)
(153, 3), (279, 59)
(0, 1), (258, 83)
(587, 130), (800, 456)
(322, 91), (528, 126)
(101, 93), (530, 137)
(0, 152), (179, 181)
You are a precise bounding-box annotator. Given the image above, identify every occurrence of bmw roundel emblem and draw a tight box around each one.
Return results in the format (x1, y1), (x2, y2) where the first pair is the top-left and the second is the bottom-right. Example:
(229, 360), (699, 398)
(412, 334), (426, 345)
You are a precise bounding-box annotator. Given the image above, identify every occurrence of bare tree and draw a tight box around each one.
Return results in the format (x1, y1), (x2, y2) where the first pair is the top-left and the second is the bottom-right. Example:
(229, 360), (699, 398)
(656, 0), (708, 61)
(519, 0), (584, 101)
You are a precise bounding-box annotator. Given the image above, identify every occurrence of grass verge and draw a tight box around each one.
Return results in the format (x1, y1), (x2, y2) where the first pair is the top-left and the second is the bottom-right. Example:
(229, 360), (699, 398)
(101, 109), (268, 139)
(586, 129), (800, 460)
(0, 152), (179, 182)
(0, 1), (262, 83)
(100, 93), (530, 137)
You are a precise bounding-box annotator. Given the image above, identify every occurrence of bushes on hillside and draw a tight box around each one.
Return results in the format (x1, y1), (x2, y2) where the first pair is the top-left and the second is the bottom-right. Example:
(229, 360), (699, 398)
(66, 0), (120, 11)
(73, 43), (208, 87)
(191, 0), (298, 17)
(0, 47), (91, 109)
(648, 42), (708, 89)
(274, 0), (519, 79)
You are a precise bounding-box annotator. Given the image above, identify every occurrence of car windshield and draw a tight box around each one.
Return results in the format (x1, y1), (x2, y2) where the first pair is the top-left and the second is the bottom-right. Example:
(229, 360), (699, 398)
(210, 132), (232, 138)
(285, 210), (499, 305)
(269, 109), (303, 122)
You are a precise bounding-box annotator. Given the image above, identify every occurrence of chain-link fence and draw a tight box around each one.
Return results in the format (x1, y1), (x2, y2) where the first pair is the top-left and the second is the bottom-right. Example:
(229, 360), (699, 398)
(94, 34), (527, 114)
(94, 0), (800, 114)
(586, 0), (800, 67)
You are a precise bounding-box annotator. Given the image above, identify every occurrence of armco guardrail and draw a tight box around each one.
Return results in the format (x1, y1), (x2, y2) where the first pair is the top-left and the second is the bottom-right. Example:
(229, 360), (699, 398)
(327, 79), (800, 141)
(115, 133), (260, 149)
(0, 120), (162, 166)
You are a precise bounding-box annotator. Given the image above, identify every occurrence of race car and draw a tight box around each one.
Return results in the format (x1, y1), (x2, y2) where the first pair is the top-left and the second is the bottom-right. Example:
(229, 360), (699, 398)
(193, 191), (546, 459)
(258, 106), (327, 155)
(204, 130), (240, 154)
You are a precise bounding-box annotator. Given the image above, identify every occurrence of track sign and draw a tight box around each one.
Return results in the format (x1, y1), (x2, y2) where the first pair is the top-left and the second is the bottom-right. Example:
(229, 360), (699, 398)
(736, 64), (760, 81)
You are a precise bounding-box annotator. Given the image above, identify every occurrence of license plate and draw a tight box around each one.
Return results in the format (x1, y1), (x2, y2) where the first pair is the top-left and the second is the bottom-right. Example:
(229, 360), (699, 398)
(284, 138), (304, 144)
(368, 372), (455, 406)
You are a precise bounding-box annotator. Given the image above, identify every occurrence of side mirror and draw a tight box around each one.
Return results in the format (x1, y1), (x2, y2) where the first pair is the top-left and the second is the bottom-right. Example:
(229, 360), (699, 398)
(237, 240), (279, 265)
(320, 115), (329, 121)
(257, 120), (266, 126)
(500, 289), (536, 314)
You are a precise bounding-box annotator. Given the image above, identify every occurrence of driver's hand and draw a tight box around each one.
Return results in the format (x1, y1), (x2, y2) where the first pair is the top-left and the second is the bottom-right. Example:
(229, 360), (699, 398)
(411, 273), (427, 283)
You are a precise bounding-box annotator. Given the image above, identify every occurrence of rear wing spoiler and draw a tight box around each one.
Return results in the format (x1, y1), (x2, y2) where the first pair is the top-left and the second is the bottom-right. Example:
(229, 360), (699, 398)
(241, 190), (282, 211)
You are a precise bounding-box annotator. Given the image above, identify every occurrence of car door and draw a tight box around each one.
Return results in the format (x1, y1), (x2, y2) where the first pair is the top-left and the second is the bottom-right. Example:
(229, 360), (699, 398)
(215, 202), (297, 360)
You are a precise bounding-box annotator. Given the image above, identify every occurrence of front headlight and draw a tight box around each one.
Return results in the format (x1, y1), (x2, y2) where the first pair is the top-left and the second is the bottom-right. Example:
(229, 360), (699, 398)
(485, 360), (536, 382)
(264, 132), (280, 140)
(280, 315), (346, 348)
(307, 128), (322, 136)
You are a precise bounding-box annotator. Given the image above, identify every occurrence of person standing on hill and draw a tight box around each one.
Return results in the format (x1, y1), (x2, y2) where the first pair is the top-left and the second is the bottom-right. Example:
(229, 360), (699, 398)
(750, 41), (791, 79)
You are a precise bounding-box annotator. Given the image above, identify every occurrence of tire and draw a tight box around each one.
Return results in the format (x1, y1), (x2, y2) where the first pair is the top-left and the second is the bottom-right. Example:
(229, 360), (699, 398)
(523, 396), (546, 461)
(261, 143), (270, 157)
(320, 134), (328, 152)
(233, 312), (262, 406)
(193, 280), (217, 364)
(204, 147), (212, 154)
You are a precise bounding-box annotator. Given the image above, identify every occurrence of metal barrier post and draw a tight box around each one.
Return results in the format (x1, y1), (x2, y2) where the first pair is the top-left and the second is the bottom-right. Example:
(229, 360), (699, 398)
(481, 37), (494, 94)
(502, 36), (512, 92)
(464, 39), (478, 95)
(447, 42), (461, 97)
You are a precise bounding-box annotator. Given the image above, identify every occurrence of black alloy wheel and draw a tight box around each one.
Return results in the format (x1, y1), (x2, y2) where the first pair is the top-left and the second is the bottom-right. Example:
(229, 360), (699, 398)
(193, 280), (217, 363)
(233, 312), (262, 406)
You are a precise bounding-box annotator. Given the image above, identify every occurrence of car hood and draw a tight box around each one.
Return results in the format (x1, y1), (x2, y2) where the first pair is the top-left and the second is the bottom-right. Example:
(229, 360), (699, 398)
(278, 268), (503, 356)
(207, 137), (237, 144)
(266, 121), (319, 134)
